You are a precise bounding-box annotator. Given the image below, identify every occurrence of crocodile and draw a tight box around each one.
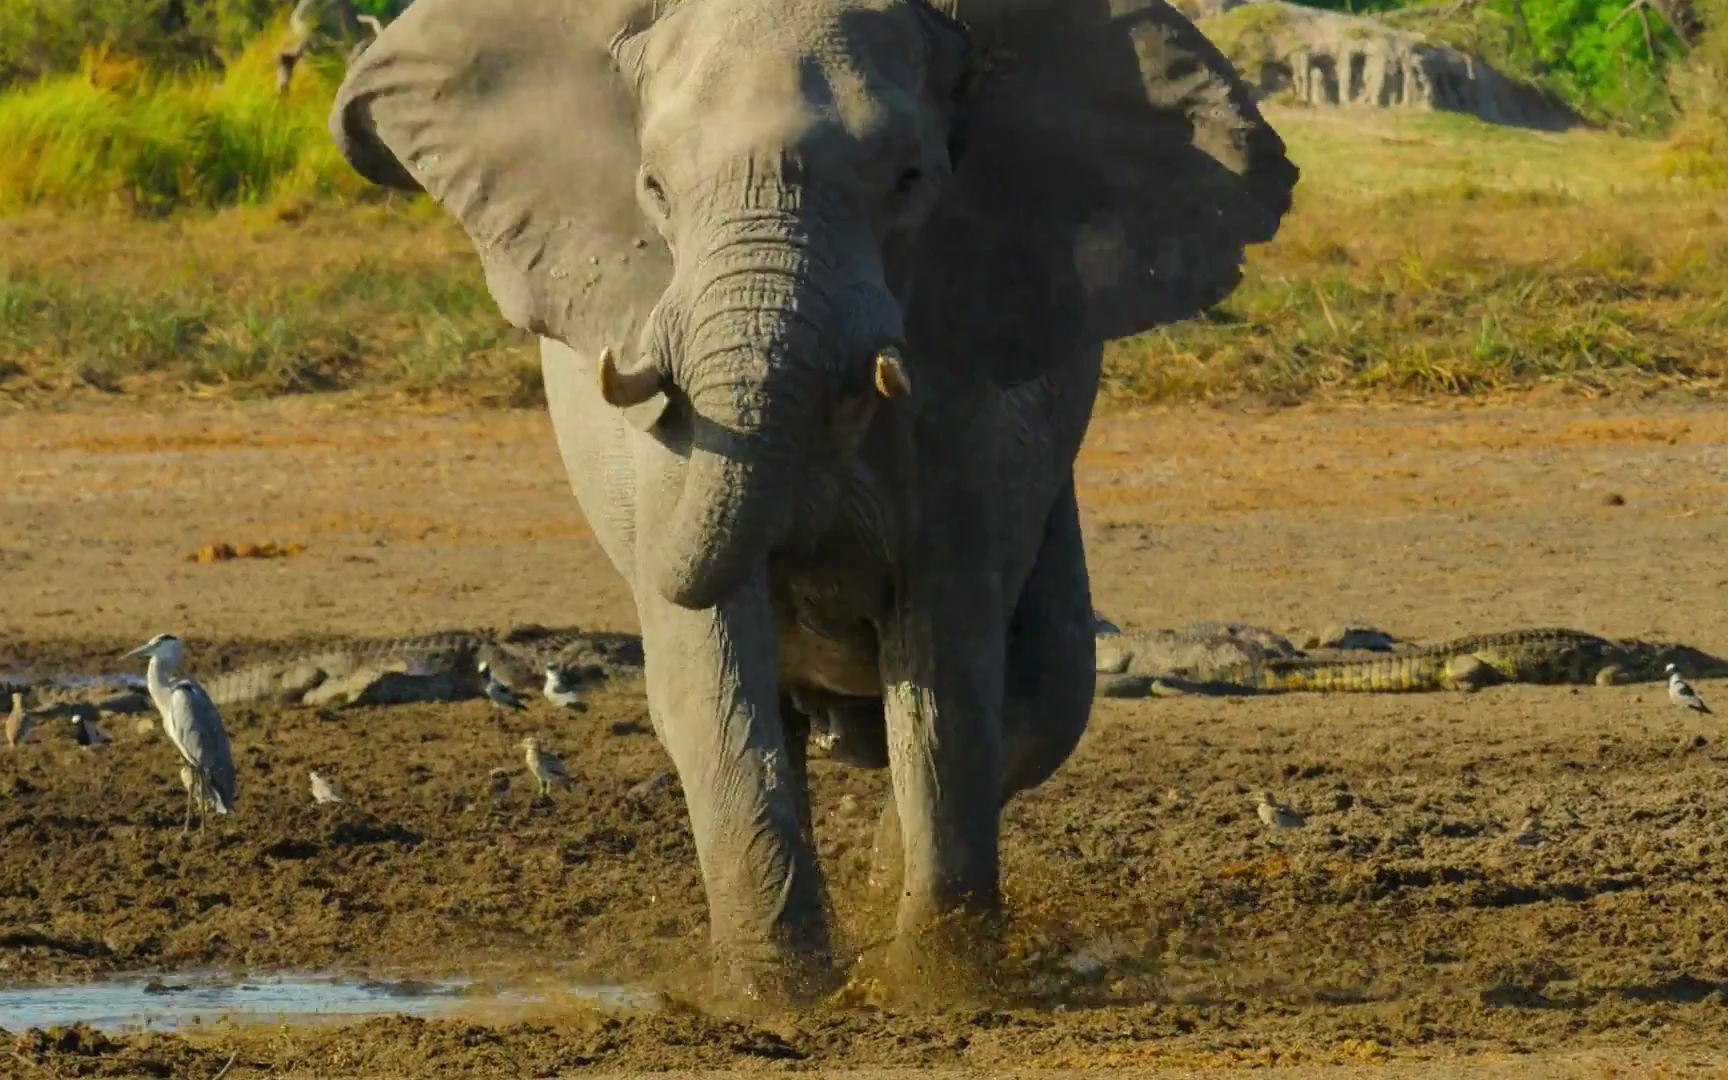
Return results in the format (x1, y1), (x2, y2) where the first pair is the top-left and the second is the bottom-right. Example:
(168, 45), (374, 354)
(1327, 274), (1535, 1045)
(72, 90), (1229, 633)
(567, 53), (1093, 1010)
(8, 625), (645, 716)
(1126, 628), (1728, 696)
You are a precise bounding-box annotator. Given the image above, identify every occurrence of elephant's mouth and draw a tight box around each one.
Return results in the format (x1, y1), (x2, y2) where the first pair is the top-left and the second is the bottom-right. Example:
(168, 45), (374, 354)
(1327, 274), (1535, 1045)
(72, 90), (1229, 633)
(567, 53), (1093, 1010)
(600, 340), (913, 610)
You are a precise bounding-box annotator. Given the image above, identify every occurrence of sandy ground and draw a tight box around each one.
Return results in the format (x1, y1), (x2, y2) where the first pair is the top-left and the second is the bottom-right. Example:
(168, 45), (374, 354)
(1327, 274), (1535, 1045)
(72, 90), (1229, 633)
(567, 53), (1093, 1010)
(3, 397), (1728, 1077)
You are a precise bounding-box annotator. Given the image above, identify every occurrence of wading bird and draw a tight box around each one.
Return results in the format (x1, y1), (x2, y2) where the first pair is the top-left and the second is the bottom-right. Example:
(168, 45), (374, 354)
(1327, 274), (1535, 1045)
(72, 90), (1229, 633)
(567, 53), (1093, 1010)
(520, 736), (571, 797)
(6, 692), (30, 748)
(1668, 663), (1713, 715)
(1256, 790), (1305, 830)
(180, 765), (219, 814)
(1511, 813), (1543, 847)
(124, 634), (236, 832)
(71, 712), (109, 748)
(542, 666), (586, 712)
(309, 770), (344, 805)
(480, 661), (526, 713)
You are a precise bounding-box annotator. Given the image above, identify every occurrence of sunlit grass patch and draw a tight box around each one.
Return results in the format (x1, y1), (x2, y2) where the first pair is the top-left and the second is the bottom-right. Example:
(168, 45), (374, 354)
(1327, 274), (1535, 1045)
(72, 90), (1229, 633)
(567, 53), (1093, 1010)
(0, 105), (1724, 408)
(0, 32), (365, 213)
(0, 208), (542, 405)
(1100, 107), (1728, 405)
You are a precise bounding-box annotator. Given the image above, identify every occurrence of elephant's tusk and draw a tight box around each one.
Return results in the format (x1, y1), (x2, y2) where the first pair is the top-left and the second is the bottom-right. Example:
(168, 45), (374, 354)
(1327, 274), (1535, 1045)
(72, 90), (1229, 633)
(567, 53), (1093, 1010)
(873, 346), (912, 400)
(597, 345), (663, 407)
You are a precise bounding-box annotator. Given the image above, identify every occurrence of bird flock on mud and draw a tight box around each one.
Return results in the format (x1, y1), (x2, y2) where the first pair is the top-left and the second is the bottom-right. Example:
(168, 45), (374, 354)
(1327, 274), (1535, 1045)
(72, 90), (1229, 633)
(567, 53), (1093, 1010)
(2, 632), (1717, 835)
(5, 635), (585, 834)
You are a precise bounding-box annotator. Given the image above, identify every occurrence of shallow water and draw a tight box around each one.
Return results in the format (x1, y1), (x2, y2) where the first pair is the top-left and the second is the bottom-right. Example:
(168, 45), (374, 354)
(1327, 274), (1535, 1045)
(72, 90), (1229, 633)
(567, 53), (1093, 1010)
(0, 972), (659, 1032)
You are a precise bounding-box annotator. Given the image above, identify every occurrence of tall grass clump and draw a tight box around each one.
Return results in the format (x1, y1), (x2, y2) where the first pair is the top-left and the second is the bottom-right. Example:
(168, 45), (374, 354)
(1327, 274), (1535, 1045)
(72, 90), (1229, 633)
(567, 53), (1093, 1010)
(0, 29), (364, 213)
(1663, 0), (1728, 183)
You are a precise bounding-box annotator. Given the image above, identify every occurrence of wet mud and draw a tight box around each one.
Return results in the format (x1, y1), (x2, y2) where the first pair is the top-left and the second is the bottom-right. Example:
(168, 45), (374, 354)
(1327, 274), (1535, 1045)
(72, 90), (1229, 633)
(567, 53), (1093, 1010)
(3, 400), (1727, 1075)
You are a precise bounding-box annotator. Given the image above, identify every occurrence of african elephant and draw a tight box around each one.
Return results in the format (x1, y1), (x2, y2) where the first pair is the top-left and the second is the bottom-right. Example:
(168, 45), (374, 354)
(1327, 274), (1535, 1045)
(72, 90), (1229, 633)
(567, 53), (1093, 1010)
(330, 0), (1295, 1003)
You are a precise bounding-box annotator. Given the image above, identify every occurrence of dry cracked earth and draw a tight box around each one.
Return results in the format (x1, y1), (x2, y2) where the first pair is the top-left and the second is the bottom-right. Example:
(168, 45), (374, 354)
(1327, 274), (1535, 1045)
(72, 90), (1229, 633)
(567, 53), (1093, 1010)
(2, 398), (1727, 1077)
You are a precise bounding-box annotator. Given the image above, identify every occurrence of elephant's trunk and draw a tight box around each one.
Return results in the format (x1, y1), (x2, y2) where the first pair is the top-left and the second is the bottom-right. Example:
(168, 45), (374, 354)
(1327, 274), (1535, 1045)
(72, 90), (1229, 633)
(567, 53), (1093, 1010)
(648, 225), (832, 610)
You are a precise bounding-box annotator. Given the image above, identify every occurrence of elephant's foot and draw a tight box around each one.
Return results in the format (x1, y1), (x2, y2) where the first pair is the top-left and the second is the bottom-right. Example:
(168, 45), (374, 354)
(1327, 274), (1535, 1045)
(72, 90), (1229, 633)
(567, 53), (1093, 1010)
(867, 798), (902, 895)
(709, 938), (841, 1013)
(883, 901), (1006, 1007)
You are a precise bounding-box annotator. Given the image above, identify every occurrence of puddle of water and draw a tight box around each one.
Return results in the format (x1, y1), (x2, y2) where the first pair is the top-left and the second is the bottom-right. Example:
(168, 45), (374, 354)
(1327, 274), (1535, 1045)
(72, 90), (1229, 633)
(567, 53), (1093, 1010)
(0, 972), (660, 1033)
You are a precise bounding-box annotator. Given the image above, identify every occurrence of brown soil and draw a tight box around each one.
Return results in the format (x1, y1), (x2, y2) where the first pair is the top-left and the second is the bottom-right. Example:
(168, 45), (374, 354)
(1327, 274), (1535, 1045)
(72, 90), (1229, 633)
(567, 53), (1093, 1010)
(3, 399), (1728, 1077)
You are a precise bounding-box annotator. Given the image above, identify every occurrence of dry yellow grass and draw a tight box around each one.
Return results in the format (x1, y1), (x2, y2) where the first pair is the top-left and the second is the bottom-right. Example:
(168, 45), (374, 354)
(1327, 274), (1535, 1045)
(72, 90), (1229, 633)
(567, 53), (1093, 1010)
(0, 106), (1722, 409)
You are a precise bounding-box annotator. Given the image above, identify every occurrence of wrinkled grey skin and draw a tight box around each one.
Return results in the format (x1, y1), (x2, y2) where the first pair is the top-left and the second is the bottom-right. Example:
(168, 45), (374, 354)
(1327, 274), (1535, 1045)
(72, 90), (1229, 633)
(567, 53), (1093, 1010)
(331, 0), (1295, 1003)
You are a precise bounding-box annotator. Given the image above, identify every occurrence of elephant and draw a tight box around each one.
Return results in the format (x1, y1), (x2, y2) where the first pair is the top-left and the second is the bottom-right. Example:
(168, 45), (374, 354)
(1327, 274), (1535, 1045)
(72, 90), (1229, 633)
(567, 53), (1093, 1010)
(329, 0), (1296, 1004)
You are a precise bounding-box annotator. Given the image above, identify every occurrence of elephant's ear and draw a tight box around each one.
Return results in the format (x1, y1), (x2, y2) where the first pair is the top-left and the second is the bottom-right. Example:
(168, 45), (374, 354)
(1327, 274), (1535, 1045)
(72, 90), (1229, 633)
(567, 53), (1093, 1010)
(915, 0), (1296, 370)
(329, 0), (669, 356)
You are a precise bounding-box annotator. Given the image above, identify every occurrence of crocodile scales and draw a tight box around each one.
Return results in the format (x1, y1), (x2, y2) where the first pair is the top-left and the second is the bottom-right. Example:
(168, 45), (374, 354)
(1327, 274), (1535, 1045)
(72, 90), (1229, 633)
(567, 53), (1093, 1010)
(10, 626), (645, 715)
(1159, 628), (1728, 695)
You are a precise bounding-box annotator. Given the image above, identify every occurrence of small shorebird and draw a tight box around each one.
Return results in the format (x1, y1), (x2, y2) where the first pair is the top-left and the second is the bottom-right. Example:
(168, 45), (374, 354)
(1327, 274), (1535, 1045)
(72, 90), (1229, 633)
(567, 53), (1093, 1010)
(520, 735), (571, 797)
(1668, 663), (1713, 715)
(309, 771), (344, 805)
(1256, 790), (1305, 830)
(6, 692), (30, 748)
(479, 661), (526, 712)
(123, 633), (236, 832)
(71, 713), (110, 748)
(1510, 813), (1543, 847)
(542, 666), (586, 712)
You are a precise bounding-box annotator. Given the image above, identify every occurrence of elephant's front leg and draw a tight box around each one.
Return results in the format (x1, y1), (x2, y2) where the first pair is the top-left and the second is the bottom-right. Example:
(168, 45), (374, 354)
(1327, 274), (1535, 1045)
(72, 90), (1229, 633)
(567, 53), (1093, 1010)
(877, 568), (1007, 991)
(638, 577), (833, 1004)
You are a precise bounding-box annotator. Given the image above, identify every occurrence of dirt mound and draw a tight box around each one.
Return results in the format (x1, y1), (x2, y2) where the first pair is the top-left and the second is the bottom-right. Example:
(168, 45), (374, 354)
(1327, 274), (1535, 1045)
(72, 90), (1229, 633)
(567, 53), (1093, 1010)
(1195, 1), (1577, 130)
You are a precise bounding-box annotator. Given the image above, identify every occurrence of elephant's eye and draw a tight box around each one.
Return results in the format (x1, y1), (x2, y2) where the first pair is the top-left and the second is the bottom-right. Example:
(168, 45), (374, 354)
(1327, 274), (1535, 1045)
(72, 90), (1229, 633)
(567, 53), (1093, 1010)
(640, 170), (669, 218)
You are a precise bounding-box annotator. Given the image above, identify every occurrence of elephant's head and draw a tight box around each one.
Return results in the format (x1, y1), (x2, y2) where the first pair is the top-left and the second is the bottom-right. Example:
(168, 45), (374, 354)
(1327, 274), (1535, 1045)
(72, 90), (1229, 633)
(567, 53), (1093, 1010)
(331, 0), (1295, 609)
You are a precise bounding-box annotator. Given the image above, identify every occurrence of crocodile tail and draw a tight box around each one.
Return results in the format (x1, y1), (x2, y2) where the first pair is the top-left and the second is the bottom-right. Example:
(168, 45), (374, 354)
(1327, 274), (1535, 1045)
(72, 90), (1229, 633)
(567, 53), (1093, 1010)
(203, 664), (297, 707)
(1247, 656), (1446, 692)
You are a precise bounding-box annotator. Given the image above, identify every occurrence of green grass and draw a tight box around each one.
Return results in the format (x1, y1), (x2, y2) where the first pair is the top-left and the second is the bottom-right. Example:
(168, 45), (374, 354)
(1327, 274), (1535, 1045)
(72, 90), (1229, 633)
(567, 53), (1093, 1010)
(0, 32), (366, 214)
(0, 105), (1724, 410)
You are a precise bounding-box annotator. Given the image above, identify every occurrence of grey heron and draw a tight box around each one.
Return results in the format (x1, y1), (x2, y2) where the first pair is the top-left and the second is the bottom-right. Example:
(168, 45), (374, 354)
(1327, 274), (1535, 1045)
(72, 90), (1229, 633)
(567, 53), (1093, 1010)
(1668, 663), (1713, 715)
(309, 770), (344, 805)
(275, 0), (378, 97)
(179, 765), (219, 814)
(542, 666), (586, 712)
(6, 692), (30, 748)
(479, 661), (526, 712)
(124, 634), (236, 832)
(1256, 790), (1304, 830)
(520, 736), (571, 797)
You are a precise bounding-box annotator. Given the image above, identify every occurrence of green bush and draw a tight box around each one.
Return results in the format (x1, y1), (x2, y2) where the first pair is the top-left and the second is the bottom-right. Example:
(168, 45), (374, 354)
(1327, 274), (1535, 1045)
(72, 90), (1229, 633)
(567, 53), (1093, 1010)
(1493, 0), (1684, 124)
